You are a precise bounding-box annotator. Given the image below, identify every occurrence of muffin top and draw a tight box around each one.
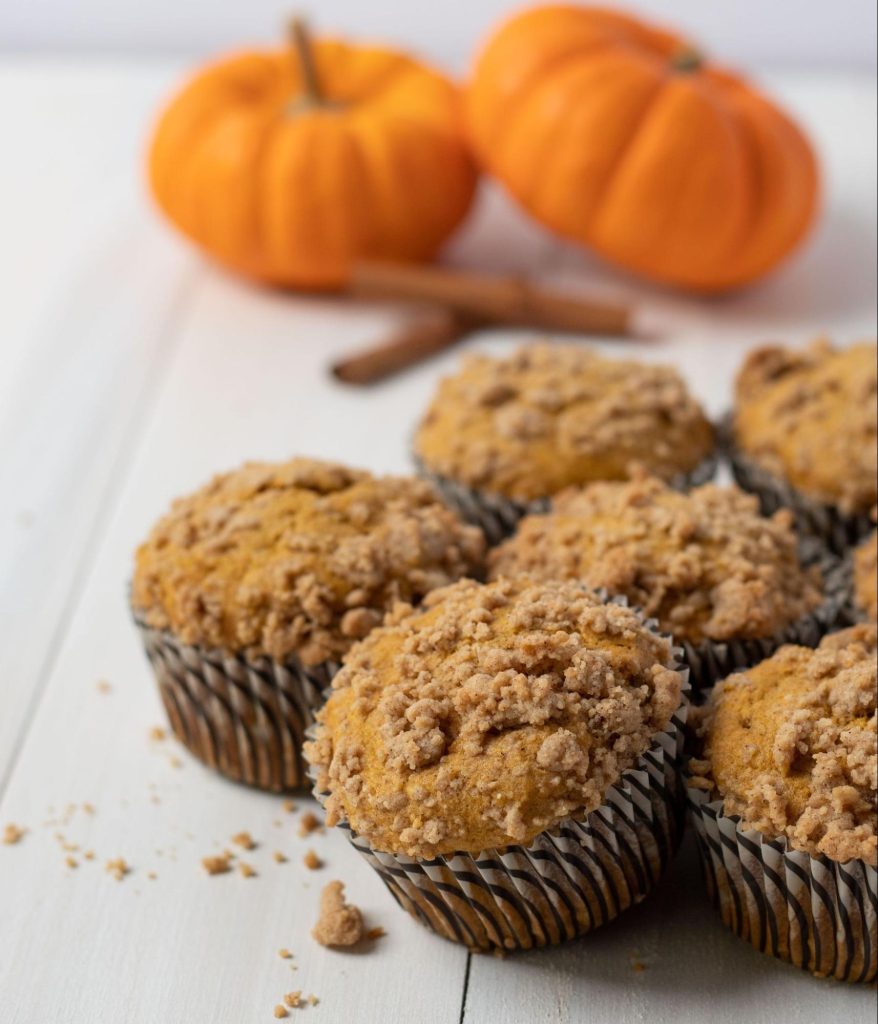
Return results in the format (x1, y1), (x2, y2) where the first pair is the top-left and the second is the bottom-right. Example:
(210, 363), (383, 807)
(132, 458), (485, 664)
(305, 576), (683, 858)
(488, 476), (823, 645)
(414, 343), (714, 501)
(734, 339), (878, 515)
(854, 531), (877, 622)
(690, 626), (877, 865)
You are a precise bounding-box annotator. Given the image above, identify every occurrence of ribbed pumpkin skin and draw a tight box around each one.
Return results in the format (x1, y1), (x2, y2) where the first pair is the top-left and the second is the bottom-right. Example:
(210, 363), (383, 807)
(149, 41), (477, 290)
(466, 5), (819, 293)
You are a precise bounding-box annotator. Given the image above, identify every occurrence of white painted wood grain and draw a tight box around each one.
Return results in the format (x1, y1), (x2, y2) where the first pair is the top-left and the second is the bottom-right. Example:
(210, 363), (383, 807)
(0, 63), (875, 1024)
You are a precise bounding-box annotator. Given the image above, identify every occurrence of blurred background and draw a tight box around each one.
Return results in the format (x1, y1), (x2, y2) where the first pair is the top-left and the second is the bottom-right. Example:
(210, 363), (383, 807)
(3, 0), (877, 69)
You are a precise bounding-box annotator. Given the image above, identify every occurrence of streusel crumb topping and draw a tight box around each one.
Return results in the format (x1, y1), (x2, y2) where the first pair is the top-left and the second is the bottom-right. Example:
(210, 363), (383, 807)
(414, 343), (714, 501)
(311, 880), (364, 947)
(132, 458), (485, 664)
(691, 626), (877, 865)
(854, 531), (877, 623)
(734, 339), (877, 514)
(489, 476), (823, 644)
(305, 577), (683, 858)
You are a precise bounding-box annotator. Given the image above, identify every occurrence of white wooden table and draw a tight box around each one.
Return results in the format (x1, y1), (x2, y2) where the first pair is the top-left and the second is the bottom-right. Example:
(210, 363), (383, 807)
(0, 59), (875, 1024)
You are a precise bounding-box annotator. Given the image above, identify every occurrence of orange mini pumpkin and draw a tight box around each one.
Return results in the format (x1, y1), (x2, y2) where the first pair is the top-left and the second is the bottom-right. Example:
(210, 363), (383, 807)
(467, 5), (819, 293)
(149, 22), (477, 289)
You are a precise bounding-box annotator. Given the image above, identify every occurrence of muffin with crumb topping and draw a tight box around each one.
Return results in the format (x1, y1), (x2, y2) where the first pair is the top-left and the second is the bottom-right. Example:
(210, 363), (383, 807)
(853, 531), (877, 622)
(413, 342), (716, 541)
(687, 625), (877, 981)
(305, 575), (687, 951)
(489, 475), (842, 688)
(132, 457), (485, 791)
(730, 338), (877, 553)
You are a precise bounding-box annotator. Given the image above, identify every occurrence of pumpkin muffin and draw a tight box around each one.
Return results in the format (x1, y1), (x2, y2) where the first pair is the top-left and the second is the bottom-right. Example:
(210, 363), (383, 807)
(413, 342), (715, 540)
(306, 576), (686, 950)
(731, 339), (877, 550)
(853, 531), (877, 622)
(488, 476), (834, 688)
(687, 626), (878, 980)
(132, 457), (485, 791)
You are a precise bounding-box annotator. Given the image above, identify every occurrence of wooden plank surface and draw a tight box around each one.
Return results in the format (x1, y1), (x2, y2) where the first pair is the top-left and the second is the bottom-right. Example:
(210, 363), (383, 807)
(0, 62), (875, 1024)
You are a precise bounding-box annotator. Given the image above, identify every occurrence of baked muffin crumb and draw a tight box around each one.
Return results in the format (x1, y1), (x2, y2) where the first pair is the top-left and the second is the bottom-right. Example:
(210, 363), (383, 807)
(2, 824), (25, 845)
(311, 881), (365, 948)
(694, 625), (877, 864)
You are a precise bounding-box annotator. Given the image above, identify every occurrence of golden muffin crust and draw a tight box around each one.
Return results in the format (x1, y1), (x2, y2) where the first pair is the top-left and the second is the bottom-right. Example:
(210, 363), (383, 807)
(488, 476), (823, 645)
(132, 458), (485, 664)
(305, 576), (683, 858)
(414, 343), (714, 501)
(734, 339), (878, 515)
(690, 626), (877, 865)
(854, 531), (877, 622)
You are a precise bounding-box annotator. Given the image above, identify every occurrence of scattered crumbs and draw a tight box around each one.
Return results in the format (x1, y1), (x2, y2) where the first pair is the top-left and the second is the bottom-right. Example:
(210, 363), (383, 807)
(283, 992), (302, 1009)
(303, 850), (322, 871)
(282, 800), (297, 814)
(2, 824), (26, 845)
(232, 831), (256, 851)
(106, 858), (130, 881)
(96, 679), (112, 694)
(239, 862), (257, 879)
(273, 851), (288, 864)
(273, 1006), (288, 1019)
(278, 948), (293, 960)
(311, 880), (365, 948)
(366, 927), (386, 941)
(308, 996), (319, 1007)
(201, 853), (232, 876)
(149, 726), (167, 742)
(65, 856), (78, 869)
(298, 812), (322, 838)
(147, 872), (158, 881)
(84, 850), (95, 861)
(82, 803), (96, 816)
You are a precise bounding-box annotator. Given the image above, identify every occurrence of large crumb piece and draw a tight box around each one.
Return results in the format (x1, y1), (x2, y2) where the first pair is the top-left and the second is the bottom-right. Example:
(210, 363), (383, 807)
(201, 853), (233, 876)
(311, 880), (365, 948)
(2, 824), (25, 845)
(303, 850), (323, 870)
(283, 992), (302, 1009)
(105, 858), (130, 881)
(298, 812), (322, 838)
(273, 1006), (288, 1019)
(232, 831), (256, 850)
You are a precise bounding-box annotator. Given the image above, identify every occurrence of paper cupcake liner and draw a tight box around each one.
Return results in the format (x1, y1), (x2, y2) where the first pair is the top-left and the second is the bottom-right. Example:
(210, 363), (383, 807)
(412, 449), (720, 546)
(721, 416), (874, 556)
(307, 597), (689, 952)
(679, 539), (848, 691)
(133, 612), (338, 792)
(686, 782), (877, 982)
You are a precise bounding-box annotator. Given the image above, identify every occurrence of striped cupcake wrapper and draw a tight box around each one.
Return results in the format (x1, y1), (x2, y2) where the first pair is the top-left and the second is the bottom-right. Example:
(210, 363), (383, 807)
(680, 539), (848, 691)
(721, 416), (874, 556)
(133, 612), (337, 792)
(307, 604), (689, 952)
(412, 448), (720, 546)
(687, 782), (878, 982)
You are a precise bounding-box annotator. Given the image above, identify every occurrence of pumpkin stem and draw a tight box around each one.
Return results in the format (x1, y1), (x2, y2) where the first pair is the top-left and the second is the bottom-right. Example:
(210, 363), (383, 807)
(288, 15), (324, 104)
(671, 46), (703, 73)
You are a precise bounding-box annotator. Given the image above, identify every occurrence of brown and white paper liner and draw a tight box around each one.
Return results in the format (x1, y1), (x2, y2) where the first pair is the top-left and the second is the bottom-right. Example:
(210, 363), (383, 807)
(686, 782), (877, 982)
(680, 540), (848, 692)
(133, 613), (338, 792)
(307, 602), (689, 952)
(721, 416), (874, 556)
(412, 449), (720, 546)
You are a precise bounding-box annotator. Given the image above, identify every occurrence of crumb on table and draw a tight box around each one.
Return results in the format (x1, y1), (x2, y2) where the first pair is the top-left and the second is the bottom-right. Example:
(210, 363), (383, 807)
(149, 726), (167, 742)
(312, 880), (365, 948)
(232, 831), (256, 850)
(303, 850), (323, 870)
(298, 812), (322, 838)
(273, 851), (288, 864)
(105, 858), (130, 881)
(2, 824), (26, 845)
(273, 1005), (288, 1019)
(201, 853), (232, 876)
(239, 862), (256, 878)
(278, 948), (293, 960)
(283, 992), (302, 1009)
(282, 800), (297, 814)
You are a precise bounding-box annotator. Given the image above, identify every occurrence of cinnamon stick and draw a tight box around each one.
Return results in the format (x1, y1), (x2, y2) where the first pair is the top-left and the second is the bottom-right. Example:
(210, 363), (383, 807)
(332, 309), (474, 385)
(350, 261), (632, 337)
